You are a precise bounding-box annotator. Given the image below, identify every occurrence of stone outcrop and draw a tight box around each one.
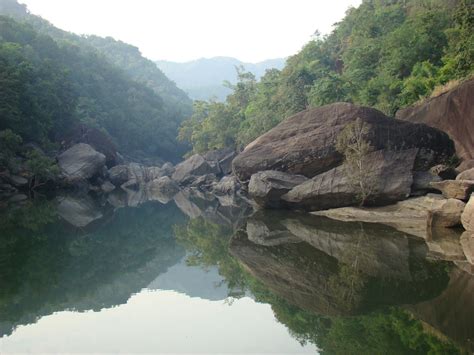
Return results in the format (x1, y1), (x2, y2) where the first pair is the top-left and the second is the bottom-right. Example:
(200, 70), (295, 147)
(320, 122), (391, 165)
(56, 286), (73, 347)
(59, 124), (119, 167)
(313, 194), (465, 239)
(396, 78), (474, 171)
(430, 179), (474, 200)
(172, 154), (220, 183)
(282, 149), (417, 211)
(461, 194), (474, 231)
(58, 143), (106, 182)
(457, 168), (474, 181)
(233, 102), (454, 182)
(249, 170), (308, 208)
(203, 147), (236, 175)
(108, 163), (170, 187)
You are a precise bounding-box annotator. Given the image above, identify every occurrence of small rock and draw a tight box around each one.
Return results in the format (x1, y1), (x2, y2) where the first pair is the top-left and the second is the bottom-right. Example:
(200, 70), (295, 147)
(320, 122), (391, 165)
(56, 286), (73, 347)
(429, 164), (456, 180)
(108, 165), (129, 186)
(8, 175), (28, 187)
(456, 168), (474, 181)
(148, 176), (180, 203)
(430, 180), (474, 200)
(249, 170), (308, 208)
(172, 154), (220, 183)
(159, 162), (175, 177)
(100, 181), (116, 193)
(213, 176), (240, 195)
(8, 194), (27, 203)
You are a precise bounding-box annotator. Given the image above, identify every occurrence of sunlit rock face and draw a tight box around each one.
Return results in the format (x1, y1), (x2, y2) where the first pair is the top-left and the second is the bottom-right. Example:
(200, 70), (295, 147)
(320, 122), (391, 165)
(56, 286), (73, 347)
(397, 78), (474, 171)
(229, 212), (450, 317)
(58, 143), (106, 182)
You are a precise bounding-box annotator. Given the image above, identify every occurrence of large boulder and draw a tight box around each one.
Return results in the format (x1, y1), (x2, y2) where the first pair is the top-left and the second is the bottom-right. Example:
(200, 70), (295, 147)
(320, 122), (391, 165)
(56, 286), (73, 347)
(172, 154), (220, 183)
(396, 78), (474, 170)
(462, 194), (474, 232)
(248, 170), (308, 208)
(58, 124), (118, 167)
(282, 149), (417, 211)
(58, 143), (106, 182)
(233, 102), (455, 182)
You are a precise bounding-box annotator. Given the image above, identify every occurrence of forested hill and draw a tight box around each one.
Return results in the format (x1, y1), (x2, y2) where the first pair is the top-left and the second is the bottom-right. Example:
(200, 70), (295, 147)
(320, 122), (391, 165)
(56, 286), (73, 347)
(0, 0), (191, 161)
(179, 0), (473, 154)
(156, 57), (286, 101)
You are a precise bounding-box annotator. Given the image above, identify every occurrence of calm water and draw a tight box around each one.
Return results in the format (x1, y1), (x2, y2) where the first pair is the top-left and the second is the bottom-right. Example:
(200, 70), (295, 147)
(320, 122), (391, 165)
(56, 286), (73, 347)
(0, 191), (473, 354)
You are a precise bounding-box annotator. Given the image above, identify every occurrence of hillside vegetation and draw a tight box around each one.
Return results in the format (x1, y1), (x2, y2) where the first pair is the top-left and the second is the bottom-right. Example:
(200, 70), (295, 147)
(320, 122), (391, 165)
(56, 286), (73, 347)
(179, 0), (473, 154)
(0, 0), (191, 161)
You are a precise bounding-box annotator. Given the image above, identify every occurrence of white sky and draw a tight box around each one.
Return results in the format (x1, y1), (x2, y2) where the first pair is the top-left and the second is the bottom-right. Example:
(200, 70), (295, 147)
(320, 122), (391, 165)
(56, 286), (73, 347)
(19, 0), (361, 63)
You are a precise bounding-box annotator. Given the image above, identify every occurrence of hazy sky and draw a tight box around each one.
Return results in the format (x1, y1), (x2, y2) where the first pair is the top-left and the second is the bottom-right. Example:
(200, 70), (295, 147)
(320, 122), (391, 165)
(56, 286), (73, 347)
(19, 0), (361, 63)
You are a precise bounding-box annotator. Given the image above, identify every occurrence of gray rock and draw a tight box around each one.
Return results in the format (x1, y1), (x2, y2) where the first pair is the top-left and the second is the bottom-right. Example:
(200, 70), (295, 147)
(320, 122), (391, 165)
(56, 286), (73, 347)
(147, 176), (180, 204)
(213, 176), (240, 195)
(100, 181), (116, 193)
(412, 171), (442, 195)
(108, 165), (130, 186)
(58, 143), (106, 181)
(159, 162), (175, 177)
(57, 195), (103, 227)
(172, 154), (220, 183)
(282, 149), (417, 211)
(249, 170), (308, 208)
(8, 175), (28, 187)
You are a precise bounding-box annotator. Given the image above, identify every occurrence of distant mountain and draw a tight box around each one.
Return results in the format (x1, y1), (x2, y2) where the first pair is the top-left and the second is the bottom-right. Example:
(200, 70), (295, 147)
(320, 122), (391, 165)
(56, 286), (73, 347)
(156, 57), (286, 101)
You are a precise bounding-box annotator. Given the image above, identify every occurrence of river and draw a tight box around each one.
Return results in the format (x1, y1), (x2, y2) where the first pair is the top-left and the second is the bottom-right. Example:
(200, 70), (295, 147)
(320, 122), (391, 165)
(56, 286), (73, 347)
(0, 192), (472, 354)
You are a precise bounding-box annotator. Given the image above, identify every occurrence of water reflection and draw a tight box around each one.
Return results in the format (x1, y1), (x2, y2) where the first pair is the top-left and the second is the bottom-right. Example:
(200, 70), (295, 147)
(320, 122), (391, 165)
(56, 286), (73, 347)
(0, 195), (473, 353)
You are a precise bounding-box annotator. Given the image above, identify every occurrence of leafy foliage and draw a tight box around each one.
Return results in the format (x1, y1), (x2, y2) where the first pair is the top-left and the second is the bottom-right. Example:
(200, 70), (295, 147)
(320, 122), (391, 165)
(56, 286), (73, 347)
(0, 2), (192, 162)
(179, 0), (474, 154)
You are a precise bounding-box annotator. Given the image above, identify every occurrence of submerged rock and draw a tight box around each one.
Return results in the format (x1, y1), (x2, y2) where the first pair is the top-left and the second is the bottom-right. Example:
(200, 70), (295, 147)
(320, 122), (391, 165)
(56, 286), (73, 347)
(457, 168), (474, 181)
(233, 102), (454, 181)
(58, 143), (106, 182)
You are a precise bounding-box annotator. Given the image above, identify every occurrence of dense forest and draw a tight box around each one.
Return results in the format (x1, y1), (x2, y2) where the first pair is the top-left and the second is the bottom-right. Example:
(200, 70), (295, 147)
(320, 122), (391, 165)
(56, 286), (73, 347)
(0, 0), (191, 162)
(179, 0), (473, 154)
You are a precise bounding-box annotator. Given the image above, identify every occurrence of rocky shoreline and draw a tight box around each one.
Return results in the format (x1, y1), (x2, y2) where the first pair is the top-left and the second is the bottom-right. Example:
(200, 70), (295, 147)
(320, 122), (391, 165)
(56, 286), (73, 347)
(2, 79), (473, 269)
